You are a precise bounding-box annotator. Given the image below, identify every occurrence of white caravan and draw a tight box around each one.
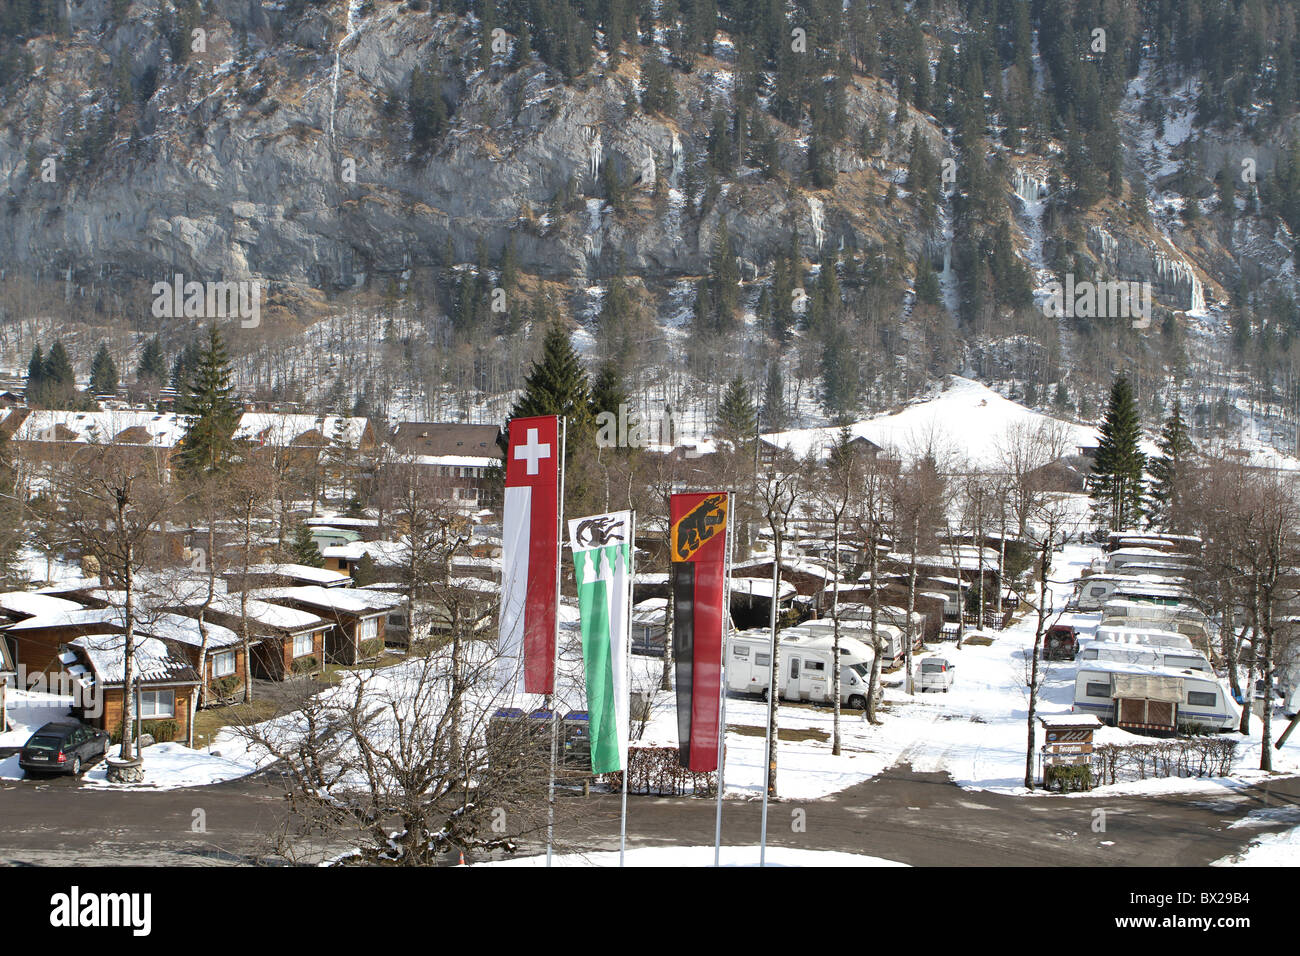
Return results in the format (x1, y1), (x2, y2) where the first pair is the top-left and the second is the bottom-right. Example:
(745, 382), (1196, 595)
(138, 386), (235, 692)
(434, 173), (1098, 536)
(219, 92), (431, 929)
(1092, 625), (1196, 652)
(726, 630), (876, 708)
(1073, 661), (1239, 732)
(1077, 641), (1212, 673)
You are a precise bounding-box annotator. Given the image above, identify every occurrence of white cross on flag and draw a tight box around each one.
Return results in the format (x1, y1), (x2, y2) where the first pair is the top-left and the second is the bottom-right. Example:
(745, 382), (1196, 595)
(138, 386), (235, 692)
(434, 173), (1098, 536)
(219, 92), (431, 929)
(497, 414), (562, 695)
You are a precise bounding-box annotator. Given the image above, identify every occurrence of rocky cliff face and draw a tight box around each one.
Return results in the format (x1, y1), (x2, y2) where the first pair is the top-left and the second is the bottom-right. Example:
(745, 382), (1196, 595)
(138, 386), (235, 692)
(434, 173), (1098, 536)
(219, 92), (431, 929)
(1, 0), (1297, 434)
(0, 0), (944, 300)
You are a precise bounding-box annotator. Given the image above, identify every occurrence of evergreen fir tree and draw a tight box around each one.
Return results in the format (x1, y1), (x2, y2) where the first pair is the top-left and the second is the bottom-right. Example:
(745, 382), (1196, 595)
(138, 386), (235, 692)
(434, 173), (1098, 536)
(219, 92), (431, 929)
(289, 521), (324, 568)
(509, 320), (594, 450)
(1145, 400), (1196, 532)
(137, 336), (167, 386)
(1088, 376), (1146, 531)
(589, 360), (628, 421)
(176, 324), (242, 478)
(716, 375), (757, 451)
(43, 340), (76, 402)
(24, 344), (44, 404)
(89, 343), (118, 396)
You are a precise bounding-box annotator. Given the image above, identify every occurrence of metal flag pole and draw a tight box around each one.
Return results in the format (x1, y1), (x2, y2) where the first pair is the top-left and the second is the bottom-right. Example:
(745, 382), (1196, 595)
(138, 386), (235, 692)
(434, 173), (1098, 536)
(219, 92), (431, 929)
(714, 491), (734, 867)
(620, 509), (635, 867)
(760, 534), (779, 867)
(546, 415), (567, 868)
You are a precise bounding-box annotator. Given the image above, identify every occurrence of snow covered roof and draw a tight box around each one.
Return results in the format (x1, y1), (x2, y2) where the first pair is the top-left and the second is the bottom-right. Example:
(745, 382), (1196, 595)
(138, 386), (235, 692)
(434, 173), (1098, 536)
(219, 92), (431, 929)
(0, 592), (83, 619)
(1039, 714), (1102, 729)
(733, 557), (839, 581)
(13, 409), (189, 446)
(189, 593), (326, 633)
(252, 586), (390, 617)
(242, 563), (352, 585)
(306, 516), (379, 529)
(6, 607), (243, 649)
(728, 577), (797, 600)
(68, 634), (199, 686)
(234, 412), (369, 448)
(412, 454), (499, 468)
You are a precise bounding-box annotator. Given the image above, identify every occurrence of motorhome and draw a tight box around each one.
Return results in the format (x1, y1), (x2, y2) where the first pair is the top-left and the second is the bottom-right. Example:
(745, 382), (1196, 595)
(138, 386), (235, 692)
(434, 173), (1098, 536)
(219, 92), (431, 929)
(798, 617), (908, 662)
(1072, 661), (1239, 732)
(1077, 640), (1212, 673)
(726, 630), (876, 708)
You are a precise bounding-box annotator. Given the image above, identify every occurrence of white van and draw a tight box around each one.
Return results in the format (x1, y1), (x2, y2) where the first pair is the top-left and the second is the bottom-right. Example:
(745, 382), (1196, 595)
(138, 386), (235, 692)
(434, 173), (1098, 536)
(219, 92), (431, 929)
(726, 630), (876, 708)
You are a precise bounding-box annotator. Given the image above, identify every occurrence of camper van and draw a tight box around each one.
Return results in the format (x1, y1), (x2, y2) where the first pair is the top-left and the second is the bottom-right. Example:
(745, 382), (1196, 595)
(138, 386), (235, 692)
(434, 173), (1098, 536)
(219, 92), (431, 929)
(726, 631), (876, 708)
(798, 617), (907, 662)
(837, 604), (925, 651)
(1077, 641), (1212, 673)
(1072, 661), (1239, 732)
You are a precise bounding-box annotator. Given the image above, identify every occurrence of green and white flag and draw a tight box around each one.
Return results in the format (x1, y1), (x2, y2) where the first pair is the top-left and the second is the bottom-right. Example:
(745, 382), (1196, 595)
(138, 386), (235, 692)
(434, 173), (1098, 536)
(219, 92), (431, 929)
(568, 511), (634, 774)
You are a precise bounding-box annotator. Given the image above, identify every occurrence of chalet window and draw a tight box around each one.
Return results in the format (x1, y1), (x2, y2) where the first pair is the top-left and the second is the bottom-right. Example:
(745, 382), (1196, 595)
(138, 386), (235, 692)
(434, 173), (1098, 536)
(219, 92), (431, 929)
(292, 632), (313, 658)
(212, 651), (236, 678)
(139, 689), (175, 719)
(357, 616), (379, 641)
(1085, 682), (1111, 698)
(1187, 691), (1217, 707)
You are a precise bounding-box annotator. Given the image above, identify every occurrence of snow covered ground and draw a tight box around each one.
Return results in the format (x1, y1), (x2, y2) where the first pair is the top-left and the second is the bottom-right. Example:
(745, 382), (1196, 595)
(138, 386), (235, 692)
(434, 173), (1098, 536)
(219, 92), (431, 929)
(1212, 804), (1300, 866)
(481, 845), (906, 867)
(626, 541), (1300, 800)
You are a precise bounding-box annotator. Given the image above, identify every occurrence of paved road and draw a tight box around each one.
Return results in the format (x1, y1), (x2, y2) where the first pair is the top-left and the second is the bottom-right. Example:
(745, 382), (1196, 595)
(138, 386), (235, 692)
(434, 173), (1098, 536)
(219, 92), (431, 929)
(3, 763), (1298, 865)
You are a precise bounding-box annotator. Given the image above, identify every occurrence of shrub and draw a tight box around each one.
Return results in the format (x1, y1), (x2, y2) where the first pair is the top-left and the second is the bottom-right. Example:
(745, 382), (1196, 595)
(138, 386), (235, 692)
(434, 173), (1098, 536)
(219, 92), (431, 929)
(211, 674), (241, 698)
(148, 719), (179, 744)
(292, 655), (319, 675)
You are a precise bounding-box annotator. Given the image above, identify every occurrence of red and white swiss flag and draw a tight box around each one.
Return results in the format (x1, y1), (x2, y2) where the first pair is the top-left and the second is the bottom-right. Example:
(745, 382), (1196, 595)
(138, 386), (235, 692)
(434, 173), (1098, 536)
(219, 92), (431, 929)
(497, 414), (562, 695)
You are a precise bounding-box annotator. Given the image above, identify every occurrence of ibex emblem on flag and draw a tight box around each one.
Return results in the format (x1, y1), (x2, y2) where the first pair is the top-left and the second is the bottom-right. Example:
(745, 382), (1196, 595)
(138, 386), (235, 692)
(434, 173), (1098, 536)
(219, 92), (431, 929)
(575, 514), (626, 547)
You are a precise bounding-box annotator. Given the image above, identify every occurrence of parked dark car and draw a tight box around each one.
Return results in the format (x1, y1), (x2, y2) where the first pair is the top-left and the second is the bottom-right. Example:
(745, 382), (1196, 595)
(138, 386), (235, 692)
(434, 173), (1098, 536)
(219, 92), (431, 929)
(18, 721), (111, 777)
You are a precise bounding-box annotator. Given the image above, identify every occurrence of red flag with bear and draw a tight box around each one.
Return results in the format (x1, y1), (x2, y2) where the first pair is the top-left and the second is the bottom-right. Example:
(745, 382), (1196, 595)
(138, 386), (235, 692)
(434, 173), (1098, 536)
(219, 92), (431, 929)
(670, 492), (729, 771)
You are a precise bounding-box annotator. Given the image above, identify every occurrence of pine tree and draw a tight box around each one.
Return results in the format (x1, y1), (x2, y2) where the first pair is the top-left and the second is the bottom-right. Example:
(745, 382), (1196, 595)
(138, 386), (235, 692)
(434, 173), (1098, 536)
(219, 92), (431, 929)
(716, 375), (757, 451)
(1088, 376), (1146, 531)
(89, 343), (118, 396)
(761, 362), (785, 431)
(43, 340), (76, 402)
(137, 336), (167, 386)
(24, 344), (44, 405)
(589, 360), (628, 421)
(177, 324), (242, 478)
(1145, 400), (1196, 532)
(289, 521), (323, 568)
(509, 320), (593, 448)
